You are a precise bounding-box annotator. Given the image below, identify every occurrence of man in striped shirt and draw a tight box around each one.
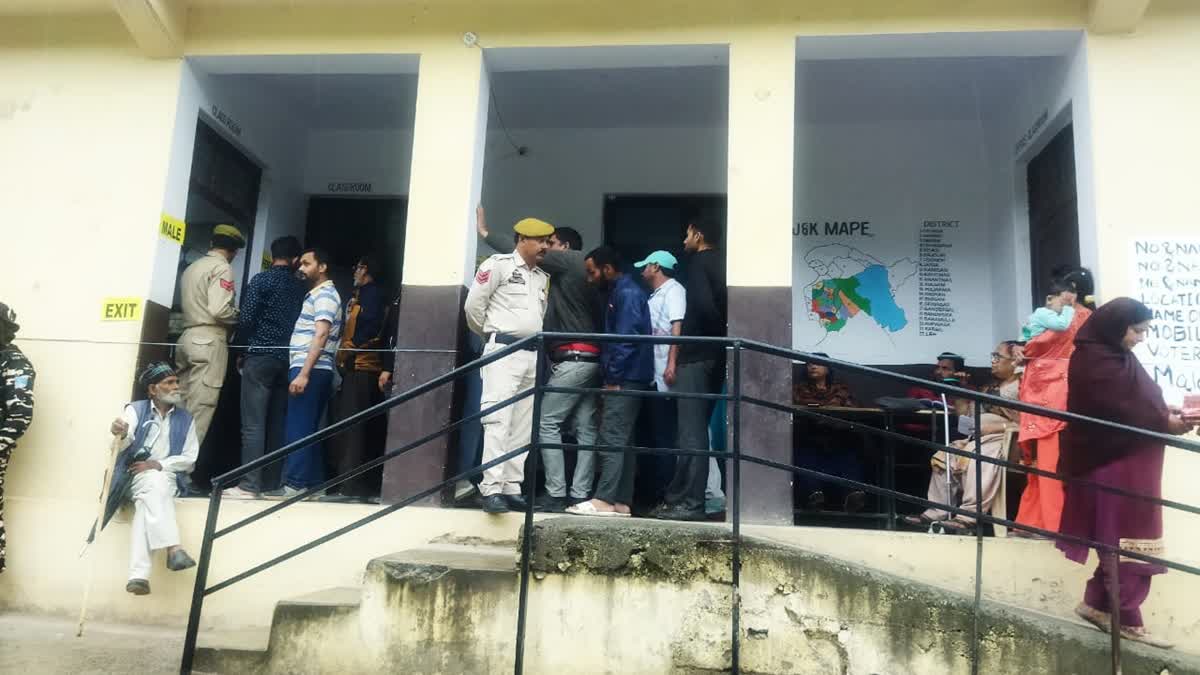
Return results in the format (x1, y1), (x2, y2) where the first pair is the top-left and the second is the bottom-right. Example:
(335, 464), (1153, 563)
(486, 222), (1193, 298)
(267, 248), (343, 499)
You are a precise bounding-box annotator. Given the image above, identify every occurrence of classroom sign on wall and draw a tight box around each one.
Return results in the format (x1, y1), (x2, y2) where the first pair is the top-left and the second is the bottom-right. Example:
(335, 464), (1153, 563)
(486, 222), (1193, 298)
(1131, 238), (1200, 404)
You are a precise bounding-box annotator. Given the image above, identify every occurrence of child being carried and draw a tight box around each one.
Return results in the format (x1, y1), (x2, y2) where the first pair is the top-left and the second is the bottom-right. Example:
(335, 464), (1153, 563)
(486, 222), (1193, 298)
(1022, 279), (1076, 341)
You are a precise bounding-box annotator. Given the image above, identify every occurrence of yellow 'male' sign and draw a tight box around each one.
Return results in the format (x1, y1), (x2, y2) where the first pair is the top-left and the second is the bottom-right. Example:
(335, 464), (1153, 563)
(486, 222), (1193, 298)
(101, 297), (142, 322)
(160, 214), (186, 244)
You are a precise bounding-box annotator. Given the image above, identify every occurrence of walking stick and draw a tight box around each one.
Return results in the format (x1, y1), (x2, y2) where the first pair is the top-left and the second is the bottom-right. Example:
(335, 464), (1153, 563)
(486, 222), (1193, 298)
(76, 434), (122, 637)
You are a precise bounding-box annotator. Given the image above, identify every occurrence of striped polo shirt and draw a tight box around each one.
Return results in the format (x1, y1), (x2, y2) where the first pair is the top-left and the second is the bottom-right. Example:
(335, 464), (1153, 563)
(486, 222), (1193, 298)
(289, 280), (343, 371)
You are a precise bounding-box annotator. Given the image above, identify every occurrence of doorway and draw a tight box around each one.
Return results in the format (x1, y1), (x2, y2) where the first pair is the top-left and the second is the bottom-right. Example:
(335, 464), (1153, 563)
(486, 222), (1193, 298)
(1026, 123), (1079, 306)
(304, 196), (408, 301)
(170, 118), (263, 340)
(602, 193), (727, 275)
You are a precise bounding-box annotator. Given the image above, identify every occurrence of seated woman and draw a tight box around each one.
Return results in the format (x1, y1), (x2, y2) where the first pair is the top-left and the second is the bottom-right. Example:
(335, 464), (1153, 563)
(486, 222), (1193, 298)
(793, 354), (867, 513)
(902, 340), (1023, 534)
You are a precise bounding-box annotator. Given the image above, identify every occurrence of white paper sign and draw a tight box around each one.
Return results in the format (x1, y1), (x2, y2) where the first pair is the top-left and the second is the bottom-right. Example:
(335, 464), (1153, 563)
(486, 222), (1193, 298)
(1131, 238), (1200, 404)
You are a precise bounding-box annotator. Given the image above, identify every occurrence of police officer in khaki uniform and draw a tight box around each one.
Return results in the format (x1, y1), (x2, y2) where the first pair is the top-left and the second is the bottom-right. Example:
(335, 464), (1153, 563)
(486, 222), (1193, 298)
(465, 217), (553, 514)
(176, 224), (245, 447)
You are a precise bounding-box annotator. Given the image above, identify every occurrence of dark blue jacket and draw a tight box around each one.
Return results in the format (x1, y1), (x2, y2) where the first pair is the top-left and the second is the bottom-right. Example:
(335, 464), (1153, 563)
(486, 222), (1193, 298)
(601, 274), (654, 386)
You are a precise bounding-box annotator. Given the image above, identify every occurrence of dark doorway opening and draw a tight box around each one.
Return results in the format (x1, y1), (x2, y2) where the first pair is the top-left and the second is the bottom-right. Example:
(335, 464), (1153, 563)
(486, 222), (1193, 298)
(178, 118), (264, 489)
(1026, 123), (1079, 306)
(304, 196), (408, 302)
(602, 194), (727, 276)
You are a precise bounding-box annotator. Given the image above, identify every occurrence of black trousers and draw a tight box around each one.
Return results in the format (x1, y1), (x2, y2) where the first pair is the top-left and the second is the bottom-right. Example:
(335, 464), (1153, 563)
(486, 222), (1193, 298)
(327, 369), (385, 497)
(663, 359), (723, 512)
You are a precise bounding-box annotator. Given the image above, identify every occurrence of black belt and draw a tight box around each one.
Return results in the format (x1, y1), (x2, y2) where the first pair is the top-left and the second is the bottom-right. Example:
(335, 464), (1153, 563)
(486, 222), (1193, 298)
(551, 352), (599, 363)
(488, 333), (538, 351)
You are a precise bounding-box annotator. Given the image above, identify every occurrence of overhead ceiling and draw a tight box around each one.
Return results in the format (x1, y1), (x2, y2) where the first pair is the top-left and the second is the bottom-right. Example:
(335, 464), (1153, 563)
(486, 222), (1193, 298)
(192, 48), (1059, 131)
(798, 57), (1055, 124)
(489, 65), (728, 129)
(213, 72), (420, 129)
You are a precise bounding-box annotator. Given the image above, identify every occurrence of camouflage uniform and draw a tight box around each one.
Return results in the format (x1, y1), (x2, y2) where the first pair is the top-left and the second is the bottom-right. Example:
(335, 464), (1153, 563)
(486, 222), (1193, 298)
(0, 345), (35, 574)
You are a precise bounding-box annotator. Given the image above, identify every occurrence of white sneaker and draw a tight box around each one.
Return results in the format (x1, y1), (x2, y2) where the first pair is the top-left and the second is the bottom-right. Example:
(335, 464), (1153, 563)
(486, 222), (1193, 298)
(222, 486), (258, 500)
(263, 485), (324, 501)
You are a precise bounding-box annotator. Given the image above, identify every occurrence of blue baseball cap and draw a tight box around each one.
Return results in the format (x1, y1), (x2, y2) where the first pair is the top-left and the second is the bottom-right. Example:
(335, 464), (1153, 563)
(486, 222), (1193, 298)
(633, 250), (678, 270)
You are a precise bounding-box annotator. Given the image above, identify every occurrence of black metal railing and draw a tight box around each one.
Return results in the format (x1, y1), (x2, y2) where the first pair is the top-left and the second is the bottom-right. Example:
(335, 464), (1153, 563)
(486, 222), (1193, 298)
(179, 332), (1200, 675)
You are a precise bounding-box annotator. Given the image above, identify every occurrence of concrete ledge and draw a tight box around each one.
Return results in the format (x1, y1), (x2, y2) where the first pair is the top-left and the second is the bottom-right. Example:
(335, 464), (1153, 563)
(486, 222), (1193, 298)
(526, 517), (1200, 674)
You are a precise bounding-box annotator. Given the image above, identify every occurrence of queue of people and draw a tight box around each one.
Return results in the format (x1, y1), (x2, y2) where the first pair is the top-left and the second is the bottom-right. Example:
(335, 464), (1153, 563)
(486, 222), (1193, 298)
(164, 228), (388, 504)
(464, 206), (729, 519)
(4, 211), (1196, 645)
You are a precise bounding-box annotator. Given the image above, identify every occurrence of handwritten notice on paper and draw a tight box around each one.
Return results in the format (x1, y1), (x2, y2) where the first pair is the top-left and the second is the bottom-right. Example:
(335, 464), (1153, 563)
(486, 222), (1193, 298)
(1132, 238), (1200, 403)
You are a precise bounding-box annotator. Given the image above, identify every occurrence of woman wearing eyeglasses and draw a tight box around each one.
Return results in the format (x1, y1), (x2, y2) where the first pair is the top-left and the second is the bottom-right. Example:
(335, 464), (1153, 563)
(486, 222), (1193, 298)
(902, 340), (1023, 534)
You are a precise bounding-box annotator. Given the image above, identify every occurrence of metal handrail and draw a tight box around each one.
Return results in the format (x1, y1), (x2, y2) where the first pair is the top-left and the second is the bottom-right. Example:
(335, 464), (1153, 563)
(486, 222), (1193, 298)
(178, 332), (1198, 675)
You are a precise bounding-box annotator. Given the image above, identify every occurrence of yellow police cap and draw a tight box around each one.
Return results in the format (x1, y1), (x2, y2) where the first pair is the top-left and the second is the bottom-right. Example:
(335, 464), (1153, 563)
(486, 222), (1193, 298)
(213, 223), (246, 246)
(513, 218), (555, 238)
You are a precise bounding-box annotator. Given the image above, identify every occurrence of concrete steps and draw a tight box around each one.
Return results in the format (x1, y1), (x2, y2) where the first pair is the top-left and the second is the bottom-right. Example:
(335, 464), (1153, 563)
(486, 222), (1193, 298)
(193, 518), (1200, 674)
(194, 543), (516, 674)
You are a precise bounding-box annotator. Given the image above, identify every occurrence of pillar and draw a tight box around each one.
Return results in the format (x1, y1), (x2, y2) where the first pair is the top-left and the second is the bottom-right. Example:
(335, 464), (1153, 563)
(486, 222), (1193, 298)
(381, 44), (489, 505)
(724, 35), (796, 525)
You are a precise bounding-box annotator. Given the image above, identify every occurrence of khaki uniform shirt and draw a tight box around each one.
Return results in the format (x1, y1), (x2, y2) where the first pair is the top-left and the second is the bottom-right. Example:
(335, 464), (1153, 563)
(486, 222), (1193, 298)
(180, 251), (238, 331)
(465, 253), (548, 338)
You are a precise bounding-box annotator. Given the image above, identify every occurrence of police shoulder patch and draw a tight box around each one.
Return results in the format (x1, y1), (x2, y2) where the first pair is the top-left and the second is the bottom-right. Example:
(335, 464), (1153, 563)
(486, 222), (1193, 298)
(220, 279), (235, 292)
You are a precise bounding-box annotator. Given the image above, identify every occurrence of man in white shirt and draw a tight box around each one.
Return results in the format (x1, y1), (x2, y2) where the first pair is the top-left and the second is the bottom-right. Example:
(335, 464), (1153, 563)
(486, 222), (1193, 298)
(106, 363), (199, 595)
(636, 251), (687, 504)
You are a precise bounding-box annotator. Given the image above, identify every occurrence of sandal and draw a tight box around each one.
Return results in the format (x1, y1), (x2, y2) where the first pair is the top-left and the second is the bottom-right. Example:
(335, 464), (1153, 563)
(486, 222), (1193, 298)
(935, 519), (976, 535)
(1121, 626), (1174, 649)
(566, 501), (629, 518)
(899, 514), (934, 530)
(1074, 603), (1111, 633)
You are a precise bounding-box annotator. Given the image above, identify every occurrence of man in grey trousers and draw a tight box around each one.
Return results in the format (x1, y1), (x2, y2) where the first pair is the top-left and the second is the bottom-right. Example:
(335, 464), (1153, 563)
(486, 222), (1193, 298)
(477, 206), (600, 512)
(567, 246), (654, 517)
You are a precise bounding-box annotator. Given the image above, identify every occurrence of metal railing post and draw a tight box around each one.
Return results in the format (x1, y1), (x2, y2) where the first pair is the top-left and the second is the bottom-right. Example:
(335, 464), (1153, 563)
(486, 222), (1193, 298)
(730, 342), (742, 675)
(179, 480), (225, 675)
(514, 336), (545, 675)
(1106, 552), (1122, 675)
(971, 403), (983, 675)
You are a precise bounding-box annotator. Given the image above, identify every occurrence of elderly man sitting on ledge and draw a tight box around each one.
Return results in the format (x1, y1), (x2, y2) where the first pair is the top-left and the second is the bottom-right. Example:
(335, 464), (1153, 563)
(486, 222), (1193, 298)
(902, 340), (1023, 535)
(99, 362), (199, 595)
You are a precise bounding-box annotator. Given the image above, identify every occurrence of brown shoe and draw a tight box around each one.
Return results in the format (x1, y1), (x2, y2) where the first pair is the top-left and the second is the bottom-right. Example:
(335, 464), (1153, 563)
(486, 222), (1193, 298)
(125, 579), (150, 595)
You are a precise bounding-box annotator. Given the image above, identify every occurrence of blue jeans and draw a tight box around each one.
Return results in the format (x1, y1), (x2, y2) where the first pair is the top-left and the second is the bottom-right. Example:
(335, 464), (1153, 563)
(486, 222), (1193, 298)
(283, 367), (334, 489)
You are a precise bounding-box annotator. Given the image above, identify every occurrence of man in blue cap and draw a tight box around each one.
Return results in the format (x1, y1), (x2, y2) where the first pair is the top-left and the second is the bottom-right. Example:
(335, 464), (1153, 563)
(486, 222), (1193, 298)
(635, 251), (686, 504)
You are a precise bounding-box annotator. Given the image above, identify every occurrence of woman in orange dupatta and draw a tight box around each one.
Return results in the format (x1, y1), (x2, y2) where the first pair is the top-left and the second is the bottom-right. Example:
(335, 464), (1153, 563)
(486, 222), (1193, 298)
(1014, 267), (1095, 534)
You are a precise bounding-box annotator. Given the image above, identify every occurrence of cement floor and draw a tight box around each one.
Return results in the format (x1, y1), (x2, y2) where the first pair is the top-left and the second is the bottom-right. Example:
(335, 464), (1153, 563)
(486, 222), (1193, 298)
(0, 613), (185, 674)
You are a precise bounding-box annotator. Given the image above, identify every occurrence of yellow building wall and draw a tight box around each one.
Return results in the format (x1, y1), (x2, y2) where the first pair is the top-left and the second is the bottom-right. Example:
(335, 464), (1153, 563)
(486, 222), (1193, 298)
(5, 0), (1199, 647)
(0, 10), (183, 585)
(1086, 0), (1200, 567)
